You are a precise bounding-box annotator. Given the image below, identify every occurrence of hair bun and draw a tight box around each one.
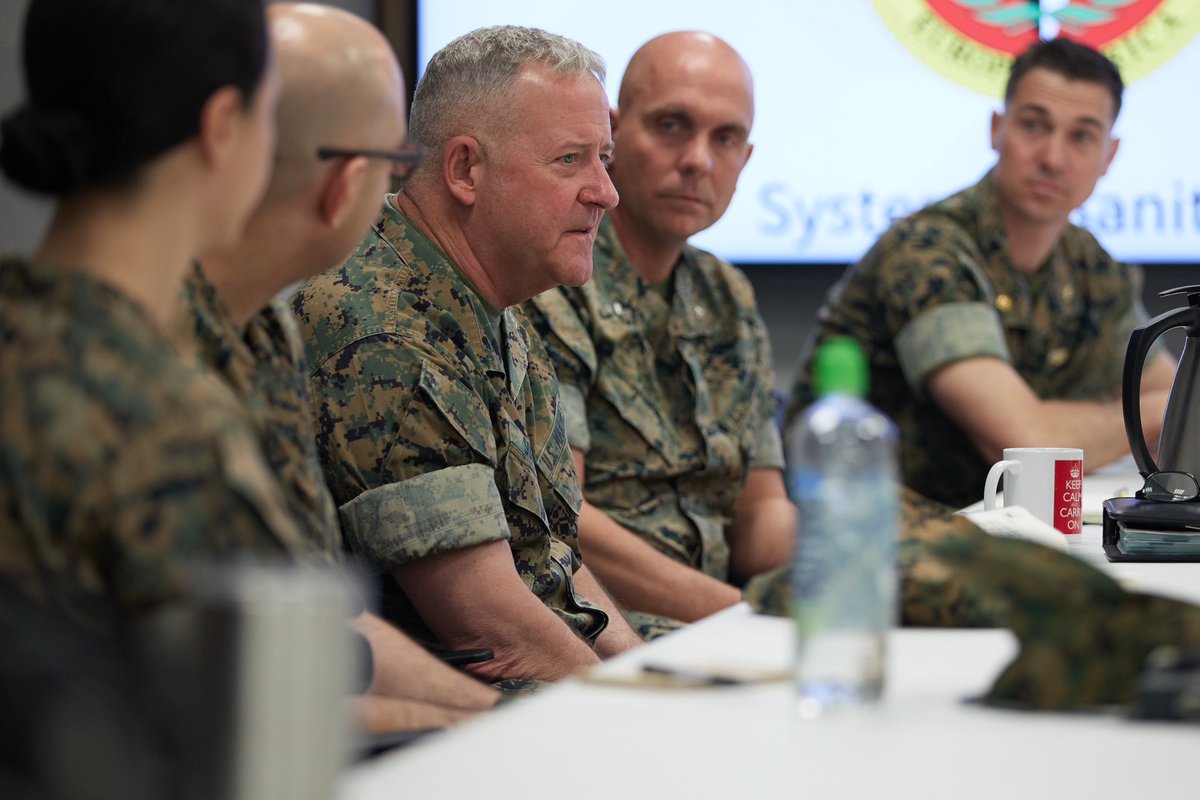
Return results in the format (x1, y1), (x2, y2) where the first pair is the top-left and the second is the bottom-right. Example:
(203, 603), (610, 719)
(0, 105), (96, 196)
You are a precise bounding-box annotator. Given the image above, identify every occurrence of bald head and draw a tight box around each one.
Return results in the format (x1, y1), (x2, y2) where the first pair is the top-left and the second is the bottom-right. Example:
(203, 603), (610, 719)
(265, 3), (406, 194)
(617, 31), (753, 125)
(605, 31), (754, 258)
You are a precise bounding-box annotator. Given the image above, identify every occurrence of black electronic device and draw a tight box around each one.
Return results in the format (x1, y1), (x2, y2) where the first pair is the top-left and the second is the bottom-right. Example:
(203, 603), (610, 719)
(1109, 286), (1200, 561)
(1102, 496), (1200, 562)
(1124, 285), (1200, 479)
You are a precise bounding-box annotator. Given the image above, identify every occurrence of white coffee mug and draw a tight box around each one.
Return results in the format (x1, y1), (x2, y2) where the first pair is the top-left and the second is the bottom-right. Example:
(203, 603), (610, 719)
(983, 447), (1084, 534)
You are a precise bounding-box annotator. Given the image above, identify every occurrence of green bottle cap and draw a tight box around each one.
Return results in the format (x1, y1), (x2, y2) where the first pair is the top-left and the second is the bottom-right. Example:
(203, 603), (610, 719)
(813, 337), (868, 398)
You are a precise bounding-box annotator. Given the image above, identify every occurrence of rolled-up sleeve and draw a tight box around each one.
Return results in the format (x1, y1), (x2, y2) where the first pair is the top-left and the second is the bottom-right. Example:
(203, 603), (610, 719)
(339, 464), (509, 567)
(309, 332), (511, 568)
(895, 302), (1011, 393)
(747, 417), (785, 471)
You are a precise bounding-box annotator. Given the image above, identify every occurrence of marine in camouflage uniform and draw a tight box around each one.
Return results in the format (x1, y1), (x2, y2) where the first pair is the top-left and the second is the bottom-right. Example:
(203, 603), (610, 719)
(0, 258), (311, 629)
(177, 265), (340, 562)
(744, 487), (1200, 711)
(292, 197), (608, 648)
(786, 172), (1153, 509)
(525, 216), (783, 584)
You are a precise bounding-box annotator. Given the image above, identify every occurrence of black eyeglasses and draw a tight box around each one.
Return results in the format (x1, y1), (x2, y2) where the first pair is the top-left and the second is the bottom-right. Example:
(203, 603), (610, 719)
(316, 140), (425, 185)
(1138, 471), (1200, 503)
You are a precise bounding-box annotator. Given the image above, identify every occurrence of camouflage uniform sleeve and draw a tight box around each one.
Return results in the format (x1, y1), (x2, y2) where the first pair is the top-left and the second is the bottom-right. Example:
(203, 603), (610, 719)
(525, 289), (597, 453)
(879, 222), (1011, 393)
(310, 335), (510, 570)
(747, 418), (784, 471)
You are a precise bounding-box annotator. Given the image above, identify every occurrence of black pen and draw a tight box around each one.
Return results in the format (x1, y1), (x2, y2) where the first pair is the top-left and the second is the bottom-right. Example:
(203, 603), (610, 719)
(640, 663), (745, 686)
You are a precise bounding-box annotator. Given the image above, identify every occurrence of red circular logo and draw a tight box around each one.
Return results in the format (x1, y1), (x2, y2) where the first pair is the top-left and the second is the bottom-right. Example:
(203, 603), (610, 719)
(873, 0), (1200, 96)
(927, 0), (1162, 55)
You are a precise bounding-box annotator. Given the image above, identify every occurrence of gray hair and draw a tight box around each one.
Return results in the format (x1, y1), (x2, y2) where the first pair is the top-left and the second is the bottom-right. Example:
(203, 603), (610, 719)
(409, 25), (606, 157)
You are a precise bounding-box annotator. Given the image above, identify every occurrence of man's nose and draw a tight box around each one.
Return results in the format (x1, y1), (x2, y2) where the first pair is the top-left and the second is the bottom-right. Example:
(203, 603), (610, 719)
(678, 135), (714, 175)
(1039, 132), (1068, 172)
(581, 159), (619, 210)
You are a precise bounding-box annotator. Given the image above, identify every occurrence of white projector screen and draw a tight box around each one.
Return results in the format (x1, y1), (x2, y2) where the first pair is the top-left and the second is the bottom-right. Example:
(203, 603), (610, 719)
(417, 1), (1200, 265)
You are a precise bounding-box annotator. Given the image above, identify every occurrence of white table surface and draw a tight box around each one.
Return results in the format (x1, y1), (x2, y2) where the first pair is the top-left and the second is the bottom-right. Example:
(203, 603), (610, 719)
(341, 604), (1199, 800)
(341, 468), (1200, 800)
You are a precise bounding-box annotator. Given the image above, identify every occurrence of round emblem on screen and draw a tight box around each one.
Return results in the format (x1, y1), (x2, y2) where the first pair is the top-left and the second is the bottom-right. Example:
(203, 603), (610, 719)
(872, 0), (1200, 97)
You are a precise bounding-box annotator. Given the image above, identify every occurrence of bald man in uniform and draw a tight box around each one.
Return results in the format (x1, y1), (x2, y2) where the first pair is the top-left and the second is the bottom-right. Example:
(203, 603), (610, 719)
(178, 3), (499, 731)
(525, 32), (796, 631)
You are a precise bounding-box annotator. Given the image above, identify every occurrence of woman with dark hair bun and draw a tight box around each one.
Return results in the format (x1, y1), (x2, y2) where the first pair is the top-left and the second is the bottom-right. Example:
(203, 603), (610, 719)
(0, 0), (312, 627)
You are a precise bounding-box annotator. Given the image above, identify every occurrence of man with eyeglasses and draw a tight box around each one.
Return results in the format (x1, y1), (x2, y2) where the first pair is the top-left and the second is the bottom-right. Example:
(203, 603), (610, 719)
(293, 25), (645, 687)
(176, 3), (500, 732)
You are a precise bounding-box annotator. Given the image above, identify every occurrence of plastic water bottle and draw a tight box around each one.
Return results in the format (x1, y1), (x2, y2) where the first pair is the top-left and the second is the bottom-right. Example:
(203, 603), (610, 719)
(787, 337), (898, 718)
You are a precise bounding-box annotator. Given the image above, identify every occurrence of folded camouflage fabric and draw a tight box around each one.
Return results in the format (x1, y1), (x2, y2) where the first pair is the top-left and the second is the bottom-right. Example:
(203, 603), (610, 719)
(927, 531), (1200, 710)
(743, 488), (1004, 627)
(744, 485), (1200, 710)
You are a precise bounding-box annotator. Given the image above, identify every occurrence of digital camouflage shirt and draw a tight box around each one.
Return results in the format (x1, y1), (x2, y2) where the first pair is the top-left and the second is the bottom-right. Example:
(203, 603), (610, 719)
(177, 266), (340, 563)
(525, 217), (783, 581)
(0, 258), (309, 629)
(292, 197), (607, 646)
(786, 172), (1151, 509)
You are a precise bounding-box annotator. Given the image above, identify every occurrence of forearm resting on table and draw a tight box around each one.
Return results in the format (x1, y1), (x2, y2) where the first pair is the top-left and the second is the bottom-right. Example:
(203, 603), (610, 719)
(570, 563), (644, 657)
(393, 539), (599, 683)
(353, 694), (480, 735)
(571, 449), (740, 622)
(928, 357), (1171, 470)
(349, 611), (499, 710)
(576, 500), (741, 622)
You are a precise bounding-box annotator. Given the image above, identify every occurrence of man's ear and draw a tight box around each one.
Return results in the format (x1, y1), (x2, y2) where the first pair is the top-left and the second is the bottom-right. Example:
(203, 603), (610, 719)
(990, 110), (1003, 153)
(1102, 136), (1120, 177)
(606, 108), (620, 174)
(196, 86), (246, 167)
(318, 156), (369, 227)
(444, 135), (485, 206)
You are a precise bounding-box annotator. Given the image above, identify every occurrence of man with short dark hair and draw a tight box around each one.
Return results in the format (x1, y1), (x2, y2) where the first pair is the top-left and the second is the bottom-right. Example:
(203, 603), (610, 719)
(786, 37), (1175, 509)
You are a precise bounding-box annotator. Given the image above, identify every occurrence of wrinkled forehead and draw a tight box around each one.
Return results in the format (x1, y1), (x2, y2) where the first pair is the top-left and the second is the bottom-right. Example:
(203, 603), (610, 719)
(486, 64), (611, 146)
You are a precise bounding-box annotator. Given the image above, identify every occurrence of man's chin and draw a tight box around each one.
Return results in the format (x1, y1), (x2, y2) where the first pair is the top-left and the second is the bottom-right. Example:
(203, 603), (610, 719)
(652, 209), (715, 242)
(1019, 200), (1073, 226)
(556, 261), (594, 288)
